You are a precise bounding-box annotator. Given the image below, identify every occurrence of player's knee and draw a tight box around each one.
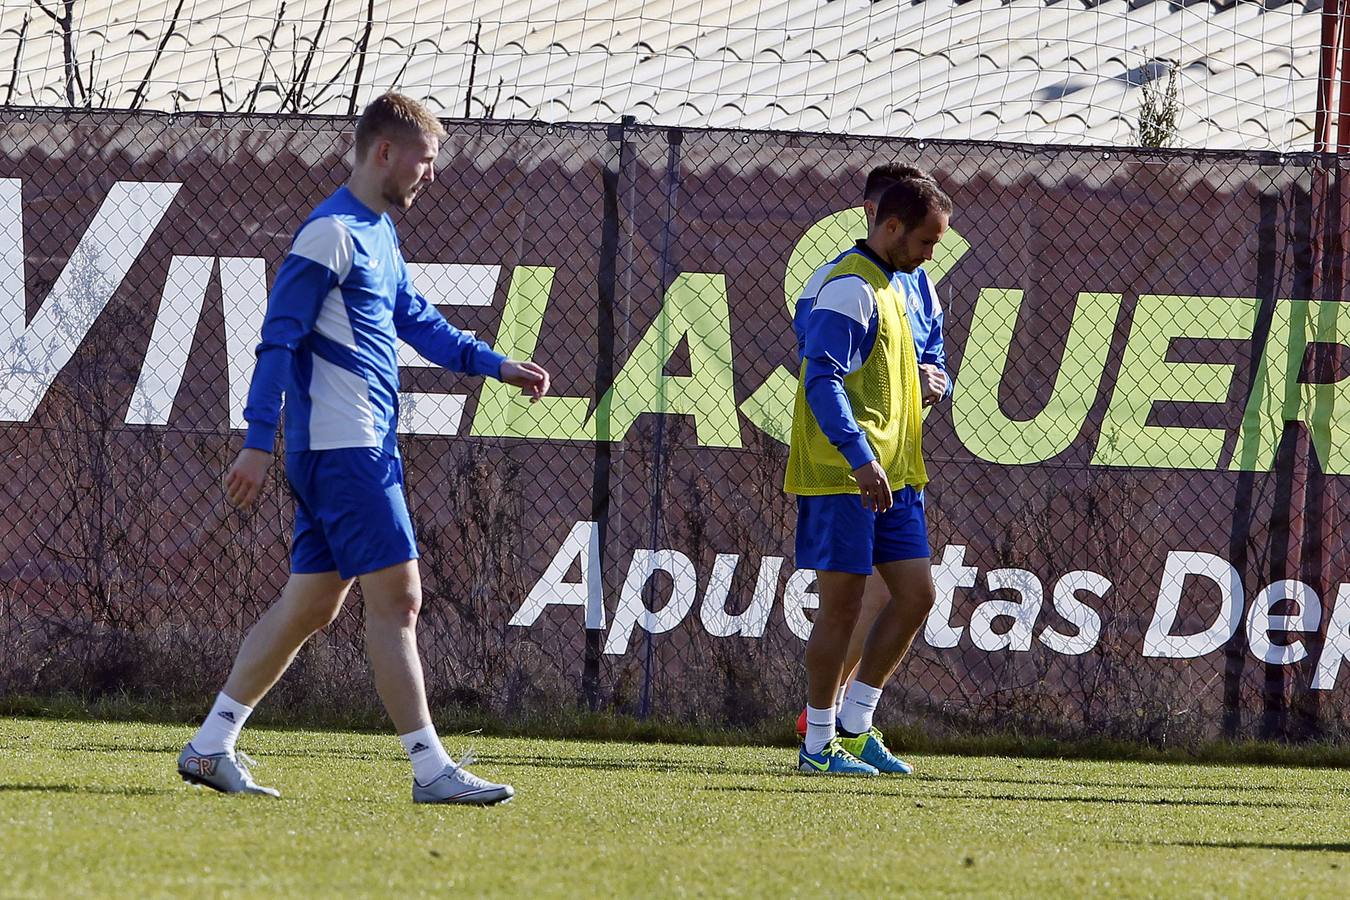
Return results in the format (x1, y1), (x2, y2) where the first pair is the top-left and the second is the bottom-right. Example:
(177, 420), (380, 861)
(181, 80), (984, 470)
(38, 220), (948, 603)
(372, 591), (421, 627)
(299, 598), (343, 633)
(820, 592), (864, 626)
(910, 581), (937, 616)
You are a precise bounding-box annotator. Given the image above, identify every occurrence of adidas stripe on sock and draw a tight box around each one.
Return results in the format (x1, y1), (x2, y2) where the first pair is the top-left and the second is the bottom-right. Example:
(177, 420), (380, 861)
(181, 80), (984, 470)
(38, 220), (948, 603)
(400, 725), (455, 784)
(191, 692), (253, 756)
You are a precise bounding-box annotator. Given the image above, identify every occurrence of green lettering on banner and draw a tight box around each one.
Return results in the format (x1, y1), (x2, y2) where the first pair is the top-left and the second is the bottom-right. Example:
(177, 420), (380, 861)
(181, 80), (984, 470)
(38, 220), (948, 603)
(781, 207), (867, 316)
(1093, 294), (1259, 469)
(471, 265), (595, 440)
(1232, 299), (1350, 474)
(742, 206), (971, 444)
(954, 290), (1122, 465)
(592, 272), (743, 447)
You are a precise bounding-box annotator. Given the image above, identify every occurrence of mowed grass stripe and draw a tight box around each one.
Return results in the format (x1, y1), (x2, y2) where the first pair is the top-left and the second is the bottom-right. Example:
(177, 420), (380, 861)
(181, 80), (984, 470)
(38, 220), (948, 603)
(1, 718), (1348, 898)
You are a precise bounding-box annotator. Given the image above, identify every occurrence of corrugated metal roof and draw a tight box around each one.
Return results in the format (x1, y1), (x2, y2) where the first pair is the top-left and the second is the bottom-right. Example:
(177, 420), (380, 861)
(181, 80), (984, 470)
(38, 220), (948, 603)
(0, 0), (1325, 149)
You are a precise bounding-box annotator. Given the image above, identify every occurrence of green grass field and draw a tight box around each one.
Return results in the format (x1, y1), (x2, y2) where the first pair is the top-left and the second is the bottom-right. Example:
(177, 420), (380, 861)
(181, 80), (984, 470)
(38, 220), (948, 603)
(2, 718), (1348, 897)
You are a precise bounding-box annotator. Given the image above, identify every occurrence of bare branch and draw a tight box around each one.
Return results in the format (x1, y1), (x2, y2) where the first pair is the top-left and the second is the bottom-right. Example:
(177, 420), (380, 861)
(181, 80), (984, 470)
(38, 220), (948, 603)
(387, 41), (426, 96)
(346, 0), (375, 116)
(4, 12), (30, 106)
(214, 48), (228, 112)
(41, 0), (80, 106)
(487, 77), (503, 119)
(245, 2), (286, 114)
(283, 0), (333, 113)
(129, 0), (185, 110)
(302, 50), (356, 113)
(465, 19), (482, 119)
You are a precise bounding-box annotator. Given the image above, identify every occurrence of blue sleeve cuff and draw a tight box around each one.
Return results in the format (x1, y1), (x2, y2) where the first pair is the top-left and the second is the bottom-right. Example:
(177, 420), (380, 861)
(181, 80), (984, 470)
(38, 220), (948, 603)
(474, 347), (509, 379)
(244, 421), (277, 452)
(839, 436), (876, 470)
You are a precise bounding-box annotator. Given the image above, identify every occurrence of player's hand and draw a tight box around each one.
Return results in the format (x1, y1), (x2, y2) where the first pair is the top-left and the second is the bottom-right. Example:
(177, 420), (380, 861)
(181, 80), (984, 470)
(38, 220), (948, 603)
(499, 359), (551, 403)
(919, 364), (947, 407)
(224, 448), (272, 509)
(852, 461), (893, 513)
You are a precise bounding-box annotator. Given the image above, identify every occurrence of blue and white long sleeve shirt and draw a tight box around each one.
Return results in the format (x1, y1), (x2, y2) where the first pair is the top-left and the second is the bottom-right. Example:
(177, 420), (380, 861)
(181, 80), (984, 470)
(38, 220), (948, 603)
(243, 186), (506, 455)
(792, 241), (951, 469)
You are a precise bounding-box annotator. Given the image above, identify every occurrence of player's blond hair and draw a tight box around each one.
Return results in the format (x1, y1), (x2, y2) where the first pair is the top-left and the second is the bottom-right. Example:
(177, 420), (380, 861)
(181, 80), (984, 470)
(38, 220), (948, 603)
(354, 93), (447, 160)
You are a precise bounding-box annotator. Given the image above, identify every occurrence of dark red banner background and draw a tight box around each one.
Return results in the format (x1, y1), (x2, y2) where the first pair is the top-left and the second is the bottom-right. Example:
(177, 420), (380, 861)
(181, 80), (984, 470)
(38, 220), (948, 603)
(3, 109), (1349, 742)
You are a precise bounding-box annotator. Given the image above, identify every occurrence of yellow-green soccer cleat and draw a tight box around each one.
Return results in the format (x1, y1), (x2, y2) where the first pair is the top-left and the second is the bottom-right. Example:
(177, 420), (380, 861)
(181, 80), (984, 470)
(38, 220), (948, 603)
(798, 737), (879, 776)
(836, 727), (914, 774)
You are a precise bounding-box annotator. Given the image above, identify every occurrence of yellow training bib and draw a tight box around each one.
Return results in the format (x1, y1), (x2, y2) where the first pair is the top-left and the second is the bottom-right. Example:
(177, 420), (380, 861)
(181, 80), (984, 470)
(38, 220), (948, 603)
(784, 250), (928, 496)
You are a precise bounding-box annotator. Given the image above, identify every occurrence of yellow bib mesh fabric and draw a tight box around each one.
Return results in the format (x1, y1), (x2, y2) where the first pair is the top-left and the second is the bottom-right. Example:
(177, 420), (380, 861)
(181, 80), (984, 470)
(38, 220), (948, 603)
(784, 251), (928, 496)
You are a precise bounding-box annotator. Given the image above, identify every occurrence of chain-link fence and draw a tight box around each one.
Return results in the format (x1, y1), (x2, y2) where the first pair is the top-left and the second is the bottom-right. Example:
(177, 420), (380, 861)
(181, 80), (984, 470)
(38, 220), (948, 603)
(3, 108), (1350, 745)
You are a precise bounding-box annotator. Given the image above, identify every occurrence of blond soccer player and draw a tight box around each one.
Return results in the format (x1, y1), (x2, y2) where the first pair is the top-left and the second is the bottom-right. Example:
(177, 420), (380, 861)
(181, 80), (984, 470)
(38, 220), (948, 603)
(177, 94), (547, 805)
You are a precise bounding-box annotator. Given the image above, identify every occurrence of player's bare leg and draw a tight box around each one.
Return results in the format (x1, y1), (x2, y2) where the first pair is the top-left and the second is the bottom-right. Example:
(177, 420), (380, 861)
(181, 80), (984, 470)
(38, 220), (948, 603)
(798, 570), (877, 774)
(359, 560), (433, 734)
(841, 575), (890, 693)
(361, 560), (513, 804)
(805, 571), (867, 712)
(853, 558), (935, 690)
(832, 557), (935, 775)
(223, 571), (353, 705)
(799, 573), (887, 737)
(179, 571), (351, 796)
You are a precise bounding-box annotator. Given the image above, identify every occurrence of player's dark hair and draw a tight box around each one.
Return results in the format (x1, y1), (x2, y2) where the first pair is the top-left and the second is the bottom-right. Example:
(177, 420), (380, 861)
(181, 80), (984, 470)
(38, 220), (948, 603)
(874, 176), (952, 231)
(864, 164), (931, 202)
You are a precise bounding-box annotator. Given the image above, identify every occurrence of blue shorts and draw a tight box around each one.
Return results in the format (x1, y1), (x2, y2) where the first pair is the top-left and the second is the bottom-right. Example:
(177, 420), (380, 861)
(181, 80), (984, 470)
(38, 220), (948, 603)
(795, 487), (930, 575)
(285, 448), (419, 580)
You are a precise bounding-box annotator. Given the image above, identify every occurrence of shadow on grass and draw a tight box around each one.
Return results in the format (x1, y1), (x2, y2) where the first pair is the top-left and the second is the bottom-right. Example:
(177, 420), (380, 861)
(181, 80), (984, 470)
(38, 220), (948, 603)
(499, 754), (771, 777)
(700, 784), (1311, 809)
(40, 743), (390, 762)
(914, 773), (1324, 795)
(1134, 839), (1350, 854)
(0, 782), (173, 797)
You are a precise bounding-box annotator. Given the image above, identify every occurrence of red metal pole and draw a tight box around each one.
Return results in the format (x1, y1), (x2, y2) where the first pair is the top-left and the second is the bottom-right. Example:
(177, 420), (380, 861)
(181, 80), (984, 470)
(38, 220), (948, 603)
(1336, 3), (1350, 151)
(1317, 0), (1342, 152)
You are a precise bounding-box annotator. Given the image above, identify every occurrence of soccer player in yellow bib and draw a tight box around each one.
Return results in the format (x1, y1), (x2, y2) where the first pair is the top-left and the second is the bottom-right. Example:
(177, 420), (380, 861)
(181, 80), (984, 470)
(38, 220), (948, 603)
(786, 176), (951, 775)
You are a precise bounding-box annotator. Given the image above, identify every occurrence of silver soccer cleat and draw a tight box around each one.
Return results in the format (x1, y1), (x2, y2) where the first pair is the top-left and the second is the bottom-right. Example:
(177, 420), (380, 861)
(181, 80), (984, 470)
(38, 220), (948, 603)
(413, 755), (514, 806)
(177, 743), (281, 797)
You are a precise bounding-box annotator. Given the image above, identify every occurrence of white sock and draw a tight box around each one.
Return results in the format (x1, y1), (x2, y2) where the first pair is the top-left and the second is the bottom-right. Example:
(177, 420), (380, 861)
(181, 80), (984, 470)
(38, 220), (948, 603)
(400, 725), (455, 784)
(838, 681), (884, 736)
(803, 704), (836, 755)
(191, 692), (252, 756)
(834, 684), (848, 716)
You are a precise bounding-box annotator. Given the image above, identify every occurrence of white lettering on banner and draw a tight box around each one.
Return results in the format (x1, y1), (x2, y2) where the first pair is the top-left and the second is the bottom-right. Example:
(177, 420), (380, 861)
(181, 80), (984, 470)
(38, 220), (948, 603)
(700, 554), (782, 638)
(396, 262), (501, 435)
(0, 179), (182, 421)
(404, 262), (499, 308)
(1039, 570), (1109, 656)
(1247, 579), (1320, 666)
(604, 549), (700, 655)
(1313, 584), (1350, 689)
(970, 568), (1043, 652)
(926, 544), (977, 648)
(505, 526), (1350, 688)
(396, 391), (467, 436)
(221, 257), (269, 430)
(782, 568), (819, 640)
(127, 255), (214, 425)
(1144, 551), (1244, 659)
(510, 520), (605, 629)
